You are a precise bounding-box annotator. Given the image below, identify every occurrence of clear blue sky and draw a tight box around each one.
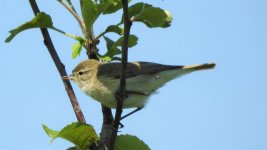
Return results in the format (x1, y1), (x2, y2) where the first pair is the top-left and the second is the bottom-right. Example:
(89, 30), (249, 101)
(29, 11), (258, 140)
(1, 0), (267, 150)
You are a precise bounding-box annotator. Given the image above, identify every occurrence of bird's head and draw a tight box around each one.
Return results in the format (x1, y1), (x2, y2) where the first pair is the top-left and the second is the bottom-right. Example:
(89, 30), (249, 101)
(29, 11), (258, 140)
(63, 59), (99, 87)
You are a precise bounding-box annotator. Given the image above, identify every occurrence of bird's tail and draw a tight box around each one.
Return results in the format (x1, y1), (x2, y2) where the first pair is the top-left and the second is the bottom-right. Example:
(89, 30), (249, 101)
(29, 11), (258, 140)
(182, 63), (216, 71)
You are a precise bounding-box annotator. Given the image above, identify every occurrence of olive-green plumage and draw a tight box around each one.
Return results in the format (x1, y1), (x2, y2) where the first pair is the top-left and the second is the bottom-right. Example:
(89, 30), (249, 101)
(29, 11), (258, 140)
(65, 59), (215, 109)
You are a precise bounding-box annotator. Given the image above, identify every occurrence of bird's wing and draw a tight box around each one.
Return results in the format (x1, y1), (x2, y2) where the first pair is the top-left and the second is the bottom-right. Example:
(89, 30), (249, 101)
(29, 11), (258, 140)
(97, 61), (181, 79)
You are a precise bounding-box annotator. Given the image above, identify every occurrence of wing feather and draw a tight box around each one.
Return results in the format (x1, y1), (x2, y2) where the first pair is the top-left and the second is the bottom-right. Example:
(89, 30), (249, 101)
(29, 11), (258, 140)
(97, 62), (182, 79)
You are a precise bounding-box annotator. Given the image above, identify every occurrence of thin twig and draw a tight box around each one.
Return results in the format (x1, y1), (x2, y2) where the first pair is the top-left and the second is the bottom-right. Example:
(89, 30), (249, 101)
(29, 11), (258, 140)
(50, 26), (79, 39)
(75, 0), (114, 149)
(65, 0), (78, 14)
(99, 105), (114, 150)
(108, 0), (132, 149)
(57, 0), (87, 36)
(29, 0), (86, 123)
(94, 31), (106, 42)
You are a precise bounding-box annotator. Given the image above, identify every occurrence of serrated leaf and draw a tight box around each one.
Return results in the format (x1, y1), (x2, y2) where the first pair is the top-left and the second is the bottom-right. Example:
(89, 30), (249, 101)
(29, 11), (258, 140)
(128, 2), (152, 19)
(42, 124), (59, 139)
(105, 25), (123, 35)
(5, 12), (53, 42)
(125, 2), (172, 28)
(82, 0), (100, 33)
(72, 42), (83, 59)
(81, 0), (125, 33)
(42, 123), (98, 150)
(81, 0), (132, 34)
(135, 7), (167, 27)
(119, 2), (151, 25)
(114, 134), (150, 150)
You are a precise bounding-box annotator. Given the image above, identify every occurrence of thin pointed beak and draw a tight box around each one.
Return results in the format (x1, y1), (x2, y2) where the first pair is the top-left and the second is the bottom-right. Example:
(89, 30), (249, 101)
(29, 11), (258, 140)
(62, 75), (75, 80)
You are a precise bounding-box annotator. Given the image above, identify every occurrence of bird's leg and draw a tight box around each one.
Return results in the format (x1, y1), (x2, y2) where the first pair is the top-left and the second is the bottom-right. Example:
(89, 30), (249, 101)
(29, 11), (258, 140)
(119, 90), (147, 120)
(121, 107), (144, 120)
(115, 90), (145, 127)
(118, 107), (143, 128)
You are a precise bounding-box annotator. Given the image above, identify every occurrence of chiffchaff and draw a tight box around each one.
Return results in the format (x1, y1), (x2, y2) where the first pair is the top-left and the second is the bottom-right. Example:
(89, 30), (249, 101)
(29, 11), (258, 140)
(63, 59), (215, 109)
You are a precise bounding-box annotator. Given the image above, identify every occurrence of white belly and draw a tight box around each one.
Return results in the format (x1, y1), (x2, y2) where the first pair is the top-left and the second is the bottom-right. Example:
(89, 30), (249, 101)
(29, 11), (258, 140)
(84, 78), (149, 108)
(82, 68), (191, 108)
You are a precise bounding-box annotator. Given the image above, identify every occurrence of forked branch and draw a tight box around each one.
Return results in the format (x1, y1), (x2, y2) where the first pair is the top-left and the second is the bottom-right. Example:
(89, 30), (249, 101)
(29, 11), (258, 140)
(108, 0), (133, 149)
(29, 0), (86, 123)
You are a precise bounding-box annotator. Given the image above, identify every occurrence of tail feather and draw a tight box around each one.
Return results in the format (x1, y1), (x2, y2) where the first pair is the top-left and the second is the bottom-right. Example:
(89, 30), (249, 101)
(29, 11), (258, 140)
(182, 63), (216, 71)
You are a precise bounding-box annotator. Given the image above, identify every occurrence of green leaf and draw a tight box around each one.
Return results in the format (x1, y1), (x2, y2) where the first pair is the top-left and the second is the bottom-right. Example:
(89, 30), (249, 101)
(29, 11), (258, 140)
(114, 134), (150, 150)
(72, 42), (83, 59)
(109, 34), (138, 50)
(71, 37), (85, 59)
(135, 7), (167, 27)
(99, 0), (118, 5)
(159, 10), (173, 28)
(128, 2), (152, 19)
(125, 2), (172, 28)
(98, 35), (138, 62)
(102, 0), (131, 14)
(106, 34), (138, 52)
(5, 12), (53, 42)
(81, 0), (132, 35)
(97, 0), (115, 13)
(99, 36), (121, 61)
(105, 25), (123, 35)
(42, 122), (98, 150)
(81, 0), (100, 33)
(116, 34), (138, 48)
(75, 36), (85, 44)
(104, 36), (117, 51)
(42, 124), (59, 139)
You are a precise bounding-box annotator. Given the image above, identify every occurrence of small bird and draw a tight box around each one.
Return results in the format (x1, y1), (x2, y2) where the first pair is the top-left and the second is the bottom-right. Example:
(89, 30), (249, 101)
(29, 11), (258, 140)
(64, 59), (215, 109)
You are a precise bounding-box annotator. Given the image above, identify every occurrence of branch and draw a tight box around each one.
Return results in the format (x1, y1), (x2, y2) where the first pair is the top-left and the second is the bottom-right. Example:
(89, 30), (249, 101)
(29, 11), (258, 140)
(57, 0), (87, 36)
(99, 105), (114, 150)
(108, 0), (132, 149)
(50, 26), (79, 39)
(94, 31), (106, 42)
(75, 0), (113, 149)
(29, 1), (112, 150)
(29, 0), (86, 123)
(65, 0), (78, 14)
(58, 0), (97, 60)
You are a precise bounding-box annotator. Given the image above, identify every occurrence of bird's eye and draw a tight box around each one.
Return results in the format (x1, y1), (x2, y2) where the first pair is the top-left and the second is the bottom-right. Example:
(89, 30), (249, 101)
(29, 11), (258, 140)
(78, 72), (83, 75)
